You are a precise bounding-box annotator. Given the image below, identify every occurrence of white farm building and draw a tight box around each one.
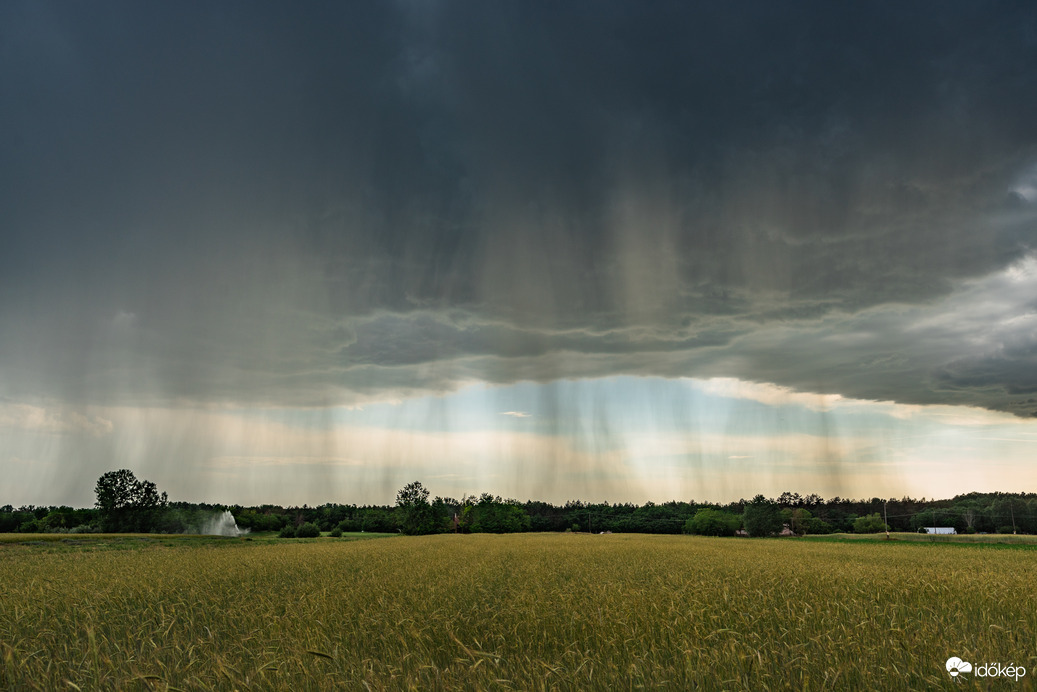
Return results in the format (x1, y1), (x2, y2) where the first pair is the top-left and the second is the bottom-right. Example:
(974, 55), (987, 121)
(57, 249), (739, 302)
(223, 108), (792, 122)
(923, 527), (957, 535)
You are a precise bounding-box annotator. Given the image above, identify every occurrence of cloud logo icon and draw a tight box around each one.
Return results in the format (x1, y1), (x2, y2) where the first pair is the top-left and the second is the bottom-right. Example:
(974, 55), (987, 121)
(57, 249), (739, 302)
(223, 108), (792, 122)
(946, 657), (973, 677)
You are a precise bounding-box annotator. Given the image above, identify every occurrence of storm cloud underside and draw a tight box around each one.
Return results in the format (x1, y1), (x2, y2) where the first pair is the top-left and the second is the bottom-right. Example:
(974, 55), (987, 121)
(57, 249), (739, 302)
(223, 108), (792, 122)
(2, 2), (1037, 504)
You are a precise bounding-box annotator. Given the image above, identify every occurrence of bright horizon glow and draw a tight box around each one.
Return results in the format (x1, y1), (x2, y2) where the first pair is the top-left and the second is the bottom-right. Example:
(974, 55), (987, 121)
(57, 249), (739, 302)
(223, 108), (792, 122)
(3, 375), (1035, 508)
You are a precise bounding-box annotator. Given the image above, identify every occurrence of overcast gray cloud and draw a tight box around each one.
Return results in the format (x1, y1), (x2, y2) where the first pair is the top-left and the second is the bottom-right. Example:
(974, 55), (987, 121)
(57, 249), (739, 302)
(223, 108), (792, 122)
(2, 1), (1037, 416)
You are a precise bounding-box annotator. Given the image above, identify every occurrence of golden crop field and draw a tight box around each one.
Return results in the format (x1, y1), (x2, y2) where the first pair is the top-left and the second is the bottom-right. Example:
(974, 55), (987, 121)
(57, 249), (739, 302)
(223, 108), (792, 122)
(1, 533), (1035, 691)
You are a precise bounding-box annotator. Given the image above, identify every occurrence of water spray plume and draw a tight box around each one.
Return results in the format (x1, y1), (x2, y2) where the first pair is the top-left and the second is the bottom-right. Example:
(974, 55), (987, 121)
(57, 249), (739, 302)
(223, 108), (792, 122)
(201, 510), (248, 538)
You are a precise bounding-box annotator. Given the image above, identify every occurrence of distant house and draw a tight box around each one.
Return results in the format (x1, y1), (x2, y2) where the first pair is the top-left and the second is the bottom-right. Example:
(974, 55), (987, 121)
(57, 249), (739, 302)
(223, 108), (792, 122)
(923, 527), (957, 535)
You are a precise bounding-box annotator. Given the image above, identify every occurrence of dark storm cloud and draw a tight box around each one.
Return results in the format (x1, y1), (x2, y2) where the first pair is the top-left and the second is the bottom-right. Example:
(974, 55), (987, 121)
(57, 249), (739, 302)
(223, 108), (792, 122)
(2, 1), (1037, 412)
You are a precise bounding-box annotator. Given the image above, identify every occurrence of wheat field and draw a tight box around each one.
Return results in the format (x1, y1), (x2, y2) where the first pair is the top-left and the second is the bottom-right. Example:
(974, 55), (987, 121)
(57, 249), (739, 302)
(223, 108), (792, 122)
(1, 533), (1035, 690)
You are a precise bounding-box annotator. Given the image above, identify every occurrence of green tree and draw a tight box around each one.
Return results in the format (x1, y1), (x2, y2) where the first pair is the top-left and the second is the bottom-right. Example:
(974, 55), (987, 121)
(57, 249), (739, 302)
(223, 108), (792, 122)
(94, 470), (139, 515)
(396, 481), (436, 535)
(958, 501), (981, 533)
(94, 469), (168, 532)
(803, 516), (833, 534)
(742, 495), (782, 537)
(432, 496), (460, 532)
(779, 508), (817, 535)
(685, 508), (742, 536)
(790, 508), (812, 536)
(468, 494), (531, 533)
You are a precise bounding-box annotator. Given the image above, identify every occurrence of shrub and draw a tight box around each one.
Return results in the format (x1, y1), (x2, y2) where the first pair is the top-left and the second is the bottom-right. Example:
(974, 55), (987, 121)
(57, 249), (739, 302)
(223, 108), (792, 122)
(296, 522), (321, 538)
(853, 513), (888, 534)
(330, 527), (342, 538)
(278, 525), (297, 538)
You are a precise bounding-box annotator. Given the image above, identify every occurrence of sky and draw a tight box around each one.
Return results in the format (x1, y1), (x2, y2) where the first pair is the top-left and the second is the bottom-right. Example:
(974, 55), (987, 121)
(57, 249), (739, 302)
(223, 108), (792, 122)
(2, 1), (1037, 507)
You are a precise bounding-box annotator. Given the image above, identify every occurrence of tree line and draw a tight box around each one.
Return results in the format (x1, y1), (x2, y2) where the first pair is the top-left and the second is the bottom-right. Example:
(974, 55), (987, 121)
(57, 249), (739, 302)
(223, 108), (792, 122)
(2, 471), (1036, 537)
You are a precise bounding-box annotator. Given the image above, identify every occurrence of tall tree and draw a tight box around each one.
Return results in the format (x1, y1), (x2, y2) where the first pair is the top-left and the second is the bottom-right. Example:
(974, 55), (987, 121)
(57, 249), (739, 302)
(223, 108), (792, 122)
(94, 470), (167, 532)
(395, 481), (436, 535)
(94, 469), (139, 515)
(742, 495), (782, 537)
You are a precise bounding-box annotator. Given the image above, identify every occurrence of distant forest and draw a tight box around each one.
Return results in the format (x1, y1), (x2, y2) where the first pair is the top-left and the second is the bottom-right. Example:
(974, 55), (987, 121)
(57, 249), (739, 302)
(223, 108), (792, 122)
(3, 470), (1036, 538)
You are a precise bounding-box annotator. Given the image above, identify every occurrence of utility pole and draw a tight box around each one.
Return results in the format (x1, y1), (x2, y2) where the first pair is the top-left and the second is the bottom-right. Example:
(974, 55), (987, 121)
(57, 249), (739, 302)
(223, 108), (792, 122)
(884, 501), (889, 540)
(1011, 502), (1017, 535)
